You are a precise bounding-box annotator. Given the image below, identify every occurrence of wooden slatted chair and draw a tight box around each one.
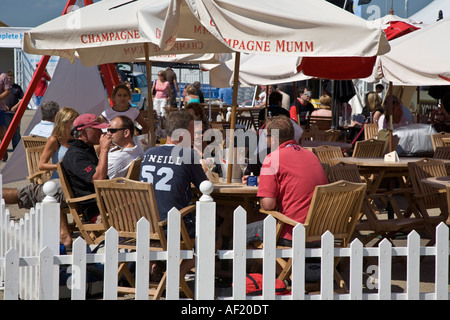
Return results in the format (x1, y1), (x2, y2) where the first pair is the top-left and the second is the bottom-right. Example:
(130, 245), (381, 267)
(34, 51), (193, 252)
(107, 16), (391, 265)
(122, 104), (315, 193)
(125, 158), (142, 181)
(407, 158), (449, 244)
(94, 177), (196, 299)
(433, 146), (450, 174)
(325, 129), (341, 142)
(260, 180), (366, 292)
(249, 109), (261, 131)
(430, 131), (450, 151)
(312, 145), (343, 165)
(56, 162), (106, 245)
(328, 162), (426, 246)
(236, 116), (253, 130)
(352, 139), (386, 158)
(308, 116), (332, 131)
(363, 123), (379, 140)
(22, 135), (48, 149)
(25, 146), (53, 184)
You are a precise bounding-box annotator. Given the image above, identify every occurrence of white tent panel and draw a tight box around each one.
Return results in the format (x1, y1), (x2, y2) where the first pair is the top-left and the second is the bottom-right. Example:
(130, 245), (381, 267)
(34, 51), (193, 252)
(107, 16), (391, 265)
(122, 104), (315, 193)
(1, 58), (109, 183)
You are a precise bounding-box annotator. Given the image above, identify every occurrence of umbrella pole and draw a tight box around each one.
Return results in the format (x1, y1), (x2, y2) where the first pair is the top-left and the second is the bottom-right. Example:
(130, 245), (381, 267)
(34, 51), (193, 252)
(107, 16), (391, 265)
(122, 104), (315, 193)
(209, 71), (212, 121)
(417, 86), (421, 123)
(388, 81), (394, 152)
(144, 43), (156, 147)
(227, 52), (240, 183)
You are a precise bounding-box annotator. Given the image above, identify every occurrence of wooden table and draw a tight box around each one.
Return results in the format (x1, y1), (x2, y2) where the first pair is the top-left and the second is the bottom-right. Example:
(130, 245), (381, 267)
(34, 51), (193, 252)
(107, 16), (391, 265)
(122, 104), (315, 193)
(211, 182), (259, 213)
(421, 176), (450, 189)
(330, 157), (430, 218)
(301, 140), (352, 150)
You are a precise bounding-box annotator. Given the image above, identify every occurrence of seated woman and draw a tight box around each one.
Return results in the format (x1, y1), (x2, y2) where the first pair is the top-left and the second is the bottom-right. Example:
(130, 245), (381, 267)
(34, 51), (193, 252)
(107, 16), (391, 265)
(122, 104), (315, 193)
(38, 106), (80, 246)
(311, 94), (332, 118)
(183, 84), (200, 105)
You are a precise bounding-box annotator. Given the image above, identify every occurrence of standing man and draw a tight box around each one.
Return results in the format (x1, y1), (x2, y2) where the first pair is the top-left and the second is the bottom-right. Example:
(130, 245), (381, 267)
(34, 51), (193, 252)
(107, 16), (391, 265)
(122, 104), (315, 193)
(34, 64), (51, 108)
(165, 66), (179, 108)
(218, 86), (233, 105)
(0, 71), (12, 161)
(289, 86), (314, 126)
(247, 116), (328, 244)
(5, 70), (24, 151)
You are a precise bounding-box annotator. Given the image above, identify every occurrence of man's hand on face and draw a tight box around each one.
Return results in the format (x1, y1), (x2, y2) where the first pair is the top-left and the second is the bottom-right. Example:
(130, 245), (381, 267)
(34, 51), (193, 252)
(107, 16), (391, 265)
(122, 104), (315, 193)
(99, 132), (113, 153)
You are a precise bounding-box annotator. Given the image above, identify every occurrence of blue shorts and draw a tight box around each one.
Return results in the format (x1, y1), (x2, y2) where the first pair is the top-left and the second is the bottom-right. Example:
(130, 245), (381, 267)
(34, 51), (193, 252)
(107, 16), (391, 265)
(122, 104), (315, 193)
(0, 110), (6, 126)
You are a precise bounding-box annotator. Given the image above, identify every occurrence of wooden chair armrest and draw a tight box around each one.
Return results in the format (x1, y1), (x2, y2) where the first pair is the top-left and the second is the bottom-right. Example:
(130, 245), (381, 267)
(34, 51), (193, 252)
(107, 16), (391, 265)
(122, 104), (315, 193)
(66, 193), (98, 204)
(158, 205), (196, 228)
(26, 170), (52, 181)
(260, 209), (299, 227)
(179, 204), (196, 218)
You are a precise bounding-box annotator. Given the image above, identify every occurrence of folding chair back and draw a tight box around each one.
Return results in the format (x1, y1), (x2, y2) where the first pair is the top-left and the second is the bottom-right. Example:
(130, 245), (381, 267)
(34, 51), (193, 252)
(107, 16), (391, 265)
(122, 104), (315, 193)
(364, 123), (379, 140)
(408, 158), (448, 211)
(303, 180), (366, 245)
(22, 135), (48, 149)
(430, 131), (450, 151)
(94, 178), (195, 298)
(125, 158), (142, 181)
(25, 146), (53, 184)
(56, 162), (106, 245)
(353, 139), (385, 157)
(312, 145), (343, 165)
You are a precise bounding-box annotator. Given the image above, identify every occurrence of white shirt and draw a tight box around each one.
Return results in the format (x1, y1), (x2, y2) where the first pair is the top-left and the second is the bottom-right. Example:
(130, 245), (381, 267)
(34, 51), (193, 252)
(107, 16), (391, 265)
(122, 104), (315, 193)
(107, 144), (144, 179)
(29, 120), (54, 138)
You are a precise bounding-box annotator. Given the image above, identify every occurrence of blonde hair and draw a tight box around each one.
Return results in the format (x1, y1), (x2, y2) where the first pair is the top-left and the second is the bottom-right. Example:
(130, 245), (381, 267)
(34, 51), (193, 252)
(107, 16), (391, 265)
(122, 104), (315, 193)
(186, 84), (197, 95)
(318, 94), (332, 109)
(51, 107), (80, 141)
(366, 91), (382, 112)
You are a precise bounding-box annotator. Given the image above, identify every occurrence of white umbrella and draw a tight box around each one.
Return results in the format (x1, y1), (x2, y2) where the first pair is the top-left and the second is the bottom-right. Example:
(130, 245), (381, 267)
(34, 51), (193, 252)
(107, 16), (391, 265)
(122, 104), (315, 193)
(22, 0), (232, 147)
(137, 0), (389, 58)
(22, 0), (232, 67)
(137, 0), (390, 181)
(202, 53), (310, 87)
(363, 17), (450, 86)
(379, 17), (450, 86)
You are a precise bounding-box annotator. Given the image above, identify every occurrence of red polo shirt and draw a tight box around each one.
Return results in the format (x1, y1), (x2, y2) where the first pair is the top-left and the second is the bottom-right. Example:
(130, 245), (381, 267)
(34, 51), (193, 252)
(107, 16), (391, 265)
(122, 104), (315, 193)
(257, 140), (328, 240)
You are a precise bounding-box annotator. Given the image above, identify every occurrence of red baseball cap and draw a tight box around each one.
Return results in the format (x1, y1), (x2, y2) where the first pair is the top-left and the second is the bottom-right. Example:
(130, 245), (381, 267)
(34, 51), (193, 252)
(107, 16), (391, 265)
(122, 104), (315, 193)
(73, 114), (108, 131)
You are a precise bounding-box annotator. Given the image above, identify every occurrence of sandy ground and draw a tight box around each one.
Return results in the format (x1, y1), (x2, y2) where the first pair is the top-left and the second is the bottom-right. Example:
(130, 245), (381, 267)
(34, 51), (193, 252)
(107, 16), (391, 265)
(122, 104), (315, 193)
(1, 109), (448, 299)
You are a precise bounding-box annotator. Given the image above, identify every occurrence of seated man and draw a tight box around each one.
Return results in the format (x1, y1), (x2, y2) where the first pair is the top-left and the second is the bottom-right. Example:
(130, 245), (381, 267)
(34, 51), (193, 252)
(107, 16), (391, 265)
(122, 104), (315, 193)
(258, 91), (290, 127)
(61, 114), (111, 222)
(140, 109), (207, 234)
(107, 115), (144, 178)
(29, 100), (60, 138)
(140, 109), (208, 278)
(247, 115), (328, 244)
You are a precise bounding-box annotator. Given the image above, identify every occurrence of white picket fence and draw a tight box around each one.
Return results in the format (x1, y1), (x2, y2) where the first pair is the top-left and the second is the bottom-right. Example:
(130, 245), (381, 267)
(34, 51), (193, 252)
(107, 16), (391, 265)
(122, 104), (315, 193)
(0, 181), (449, 300)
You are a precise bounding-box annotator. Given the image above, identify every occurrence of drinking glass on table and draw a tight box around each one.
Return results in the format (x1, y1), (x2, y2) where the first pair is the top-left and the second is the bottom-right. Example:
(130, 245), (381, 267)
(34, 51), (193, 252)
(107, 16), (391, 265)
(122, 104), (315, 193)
(205, 157), (215, 174)
(237, 147), (248, 177)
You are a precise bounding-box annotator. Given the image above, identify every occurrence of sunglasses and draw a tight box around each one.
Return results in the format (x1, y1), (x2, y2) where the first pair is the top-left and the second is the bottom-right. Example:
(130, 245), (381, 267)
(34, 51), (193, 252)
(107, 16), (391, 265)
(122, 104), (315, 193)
(107, 128), (126, 134)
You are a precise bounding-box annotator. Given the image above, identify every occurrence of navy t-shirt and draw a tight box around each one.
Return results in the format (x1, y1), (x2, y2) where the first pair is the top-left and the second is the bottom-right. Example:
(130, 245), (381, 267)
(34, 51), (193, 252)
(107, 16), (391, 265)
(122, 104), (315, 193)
(63, 139), (100, 220)
(140, 144), (207, 222)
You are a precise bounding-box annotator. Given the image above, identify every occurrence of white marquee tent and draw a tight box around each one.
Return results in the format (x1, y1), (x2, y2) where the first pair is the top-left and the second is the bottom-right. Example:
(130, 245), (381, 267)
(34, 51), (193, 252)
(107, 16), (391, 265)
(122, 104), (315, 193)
(1, 58), (109, 184)
(410, 0), (450, 25)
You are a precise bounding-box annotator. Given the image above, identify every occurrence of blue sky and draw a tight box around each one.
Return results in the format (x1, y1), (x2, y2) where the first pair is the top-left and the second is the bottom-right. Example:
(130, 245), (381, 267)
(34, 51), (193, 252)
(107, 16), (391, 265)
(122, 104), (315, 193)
(0, 0), (435, 27)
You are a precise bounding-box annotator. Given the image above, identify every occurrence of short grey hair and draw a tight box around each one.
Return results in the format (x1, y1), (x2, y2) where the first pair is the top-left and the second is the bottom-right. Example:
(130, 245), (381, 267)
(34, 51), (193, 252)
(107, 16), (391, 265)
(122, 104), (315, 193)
(39, 101), (60, 121)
